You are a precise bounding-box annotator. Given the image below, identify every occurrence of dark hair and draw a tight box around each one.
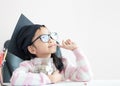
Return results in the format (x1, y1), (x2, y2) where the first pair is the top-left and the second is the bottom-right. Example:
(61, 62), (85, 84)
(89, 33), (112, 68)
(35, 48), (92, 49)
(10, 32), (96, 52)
(16, 24), (64, 72)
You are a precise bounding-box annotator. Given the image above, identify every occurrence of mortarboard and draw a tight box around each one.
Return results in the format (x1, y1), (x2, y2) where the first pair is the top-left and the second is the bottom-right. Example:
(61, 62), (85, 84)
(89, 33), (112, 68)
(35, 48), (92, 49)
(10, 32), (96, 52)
(8, 14), (34, 59)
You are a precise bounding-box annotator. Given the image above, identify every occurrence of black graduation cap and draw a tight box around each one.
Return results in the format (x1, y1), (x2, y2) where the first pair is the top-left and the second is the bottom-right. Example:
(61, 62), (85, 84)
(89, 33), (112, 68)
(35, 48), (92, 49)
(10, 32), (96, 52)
(8, 14), (34, 59)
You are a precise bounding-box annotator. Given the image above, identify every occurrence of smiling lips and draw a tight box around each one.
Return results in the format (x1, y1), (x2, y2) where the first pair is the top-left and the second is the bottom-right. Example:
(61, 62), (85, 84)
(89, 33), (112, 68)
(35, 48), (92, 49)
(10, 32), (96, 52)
(48, 44), (57, 48)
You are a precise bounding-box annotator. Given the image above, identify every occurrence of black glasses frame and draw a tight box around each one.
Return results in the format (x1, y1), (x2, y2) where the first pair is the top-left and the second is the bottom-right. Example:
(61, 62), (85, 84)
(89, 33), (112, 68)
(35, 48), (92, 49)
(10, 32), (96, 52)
(31, 32), (58, 44)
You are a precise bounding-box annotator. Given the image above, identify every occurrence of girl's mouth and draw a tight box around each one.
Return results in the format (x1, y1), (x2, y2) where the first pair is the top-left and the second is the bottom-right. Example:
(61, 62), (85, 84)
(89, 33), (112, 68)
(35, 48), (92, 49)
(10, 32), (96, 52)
(48, 44), (57, 48)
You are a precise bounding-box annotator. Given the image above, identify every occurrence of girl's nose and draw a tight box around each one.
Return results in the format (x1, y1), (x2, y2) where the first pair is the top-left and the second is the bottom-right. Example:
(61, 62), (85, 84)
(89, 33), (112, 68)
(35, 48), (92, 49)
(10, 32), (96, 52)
(48, 37), (53, 43)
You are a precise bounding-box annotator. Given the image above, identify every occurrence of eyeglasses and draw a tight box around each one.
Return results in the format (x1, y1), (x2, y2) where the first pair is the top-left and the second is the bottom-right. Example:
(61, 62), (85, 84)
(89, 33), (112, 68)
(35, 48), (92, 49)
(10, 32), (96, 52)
(31, 32), (58, 44)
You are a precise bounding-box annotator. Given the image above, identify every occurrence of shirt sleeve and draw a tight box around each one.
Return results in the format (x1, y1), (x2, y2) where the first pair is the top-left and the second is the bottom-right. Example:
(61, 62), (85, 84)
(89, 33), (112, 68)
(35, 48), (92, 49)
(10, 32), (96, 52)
(10, 61), (51, 85)
(62, 48), (93, 82)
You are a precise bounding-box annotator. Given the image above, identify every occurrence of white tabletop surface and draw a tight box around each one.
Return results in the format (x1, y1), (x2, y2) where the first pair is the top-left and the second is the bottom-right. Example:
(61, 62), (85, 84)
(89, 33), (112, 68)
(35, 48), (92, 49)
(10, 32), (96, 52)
(2, 80), (120, 86)
(87, 80), (120, 86)
(45, 80), (120, 86)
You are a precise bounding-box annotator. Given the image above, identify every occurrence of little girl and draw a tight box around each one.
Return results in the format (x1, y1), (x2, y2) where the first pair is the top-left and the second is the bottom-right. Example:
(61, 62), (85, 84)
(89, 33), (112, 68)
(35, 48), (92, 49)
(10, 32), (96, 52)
(10, 24), (92, 85)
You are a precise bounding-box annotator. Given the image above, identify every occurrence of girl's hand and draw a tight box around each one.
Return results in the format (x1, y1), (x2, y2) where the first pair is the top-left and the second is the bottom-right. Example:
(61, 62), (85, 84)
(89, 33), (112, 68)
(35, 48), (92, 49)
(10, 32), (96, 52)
(57, 39), (78, 51)
(48, 70), (62, 83)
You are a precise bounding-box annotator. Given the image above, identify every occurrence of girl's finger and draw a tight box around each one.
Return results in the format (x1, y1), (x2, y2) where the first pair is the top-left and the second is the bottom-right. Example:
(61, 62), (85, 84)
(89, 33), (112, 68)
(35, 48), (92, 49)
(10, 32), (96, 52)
(66, 39), (72, 44)
(62, 40), (67, 46)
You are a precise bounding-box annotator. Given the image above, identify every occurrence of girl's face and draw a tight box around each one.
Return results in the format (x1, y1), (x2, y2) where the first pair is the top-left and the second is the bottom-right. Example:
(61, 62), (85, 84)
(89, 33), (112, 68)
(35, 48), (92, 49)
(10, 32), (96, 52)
(28, 27), (57, 58)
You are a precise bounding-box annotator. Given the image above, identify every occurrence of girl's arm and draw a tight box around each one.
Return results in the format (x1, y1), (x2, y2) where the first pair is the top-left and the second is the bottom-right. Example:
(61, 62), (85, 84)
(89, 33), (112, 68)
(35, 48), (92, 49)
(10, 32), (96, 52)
(62, 49), (92, 82)
(10, 61), (51, 85)
(58, 39), (93, 82)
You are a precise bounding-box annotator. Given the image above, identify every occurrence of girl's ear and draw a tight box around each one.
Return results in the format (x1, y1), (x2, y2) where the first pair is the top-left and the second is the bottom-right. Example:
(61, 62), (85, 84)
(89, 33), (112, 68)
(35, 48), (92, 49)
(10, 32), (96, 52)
(27, 45), (36, 54)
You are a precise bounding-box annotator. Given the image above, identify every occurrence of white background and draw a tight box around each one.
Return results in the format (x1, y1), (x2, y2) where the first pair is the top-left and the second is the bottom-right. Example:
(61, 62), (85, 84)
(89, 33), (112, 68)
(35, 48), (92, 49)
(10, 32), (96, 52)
(0, 0), (120, 80)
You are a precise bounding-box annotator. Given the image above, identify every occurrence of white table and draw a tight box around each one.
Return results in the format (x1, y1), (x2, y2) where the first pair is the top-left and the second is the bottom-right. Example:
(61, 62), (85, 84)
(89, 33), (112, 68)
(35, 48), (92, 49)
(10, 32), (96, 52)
(88, 80), (120, 86)
(45, 80), (120, 86)
(2, 80), (120, 86)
